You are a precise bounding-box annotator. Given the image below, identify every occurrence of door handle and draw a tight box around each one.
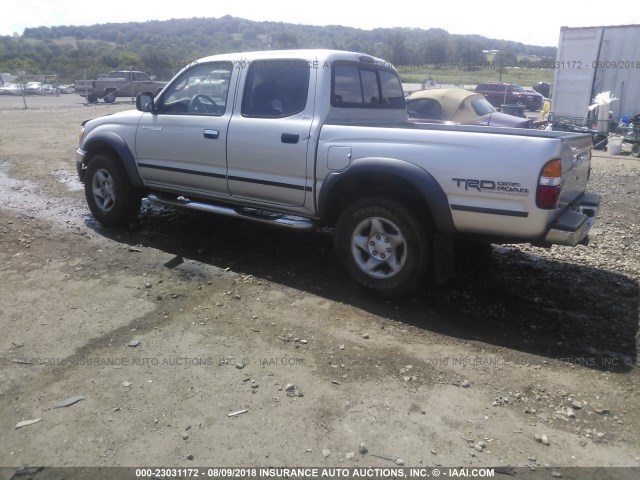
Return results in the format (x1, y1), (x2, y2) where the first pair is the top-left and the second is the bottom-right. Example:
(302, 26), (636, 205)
(204, 129), (219, 139)
(281, 133), (299, 144)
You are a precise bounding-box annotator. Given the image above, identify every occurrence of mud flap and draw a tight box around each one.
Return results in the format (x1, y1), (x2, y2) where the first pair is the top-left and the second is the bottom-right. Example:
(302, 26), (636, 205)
(433, 234), (455, 284)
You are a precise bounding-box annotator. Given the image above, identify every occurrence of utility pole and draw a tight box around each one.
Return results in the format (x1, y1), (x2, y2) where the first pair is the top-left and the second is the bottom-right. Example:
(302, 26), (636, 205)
(18, 70), (27, 109)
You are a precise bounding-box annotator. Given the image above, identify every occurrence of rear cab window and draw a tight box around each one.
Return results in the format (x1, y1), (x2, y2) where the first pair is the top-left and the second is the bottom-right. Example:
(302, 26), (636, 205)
(331, 62), (405, 109)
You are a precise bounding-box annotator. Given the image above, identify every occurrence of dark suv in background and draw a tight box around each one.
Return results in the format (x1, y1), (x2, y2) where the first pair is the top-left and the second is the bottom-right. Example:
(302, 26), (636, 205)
(475, 83), (543, 111)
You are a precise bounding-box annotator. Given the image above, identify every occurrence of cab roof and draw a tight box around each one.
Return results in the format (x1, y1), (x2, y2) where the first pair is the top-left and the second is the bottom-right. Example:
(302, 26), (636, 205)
(193, 49), (396, 70)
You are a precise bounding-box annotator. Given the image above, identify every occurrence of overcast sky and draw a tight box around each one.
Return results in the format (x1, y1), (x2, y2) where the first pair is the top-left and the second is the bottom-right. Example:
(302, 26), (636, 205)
(2, 0), (639, 46)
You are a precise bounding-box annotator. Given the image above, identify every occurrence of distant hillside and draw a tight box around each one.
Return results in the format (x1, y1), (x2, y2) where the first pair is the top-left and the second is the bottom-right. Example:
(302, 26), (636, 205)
(0, 15), (556, 82)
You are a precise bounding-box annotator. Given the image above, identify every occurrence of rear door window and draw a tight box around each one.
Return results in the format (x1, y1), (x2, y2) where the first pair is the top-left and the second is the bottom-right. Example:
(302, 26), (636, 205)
(241, 59), (310, 118)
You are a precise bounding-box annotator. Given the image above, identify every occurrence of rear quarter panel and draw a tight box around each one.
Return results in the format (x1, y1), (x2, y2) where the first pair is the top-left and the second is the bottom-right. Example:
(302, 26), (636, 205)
(317, 123), (579, 241)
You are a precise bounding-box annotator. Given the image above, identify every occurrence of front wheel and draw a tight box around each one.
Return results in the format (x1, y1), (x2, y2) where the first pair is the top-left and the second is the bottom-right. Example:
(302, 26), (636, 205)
(84, 153), (141, 227)
(335, 197), (429, 298)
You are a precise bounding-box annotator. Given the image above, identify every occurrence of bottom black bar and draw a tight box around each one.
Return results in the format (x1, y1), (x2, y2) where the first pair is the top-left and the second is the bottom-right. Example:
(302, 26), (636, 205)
(1, 467), (639, 480)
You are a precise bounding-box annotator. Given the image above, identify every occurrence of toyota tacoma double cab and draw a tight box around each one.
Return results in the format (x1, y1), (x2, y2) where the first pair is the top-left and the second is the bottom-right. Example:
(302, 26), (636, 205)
(76, 49), (600, 298)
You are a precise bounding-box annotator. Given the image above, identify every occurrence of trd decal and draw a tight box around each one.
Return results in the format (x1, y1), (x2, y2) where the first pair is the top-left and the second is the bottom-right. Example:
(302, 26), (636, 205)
(452, 178), (529, 195)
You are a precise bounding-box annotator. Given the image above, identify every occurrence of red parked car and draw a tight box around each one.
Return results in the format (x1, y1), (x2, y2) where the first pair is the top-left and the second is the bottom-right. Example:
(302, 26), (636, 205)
(475, 82), (543, 111)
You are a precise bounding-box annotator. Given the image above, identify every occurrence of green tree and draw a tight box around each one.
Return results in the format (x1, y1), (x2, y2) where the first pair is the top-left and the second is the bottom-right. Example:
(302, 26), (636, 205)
(457, 40), (486, 70)
(384, 30), (410, 66)
(494, 48), (518, 81)
(118, 50), (142, 70)
(274, 32), (299, 49)
(422, 35), (449, 66)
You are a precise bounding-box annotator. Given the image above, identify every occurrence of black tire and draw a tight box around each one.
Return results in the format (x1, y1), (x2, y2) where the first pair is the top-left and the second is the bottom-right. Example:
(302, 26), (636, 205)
(84, 153), (141, 227)
(631, 143), (640, 158)
(592, 134), (608, 150)
(87, 94), (98, 103)
(334, 197), (429, 298)
(103, 90), (116, 103)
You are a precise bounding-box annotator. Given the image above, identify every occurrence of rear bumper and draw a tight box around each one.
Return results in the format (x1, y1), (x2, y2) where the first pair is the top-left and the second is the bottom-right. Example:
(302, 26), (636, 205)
(543, 192), (601, 246)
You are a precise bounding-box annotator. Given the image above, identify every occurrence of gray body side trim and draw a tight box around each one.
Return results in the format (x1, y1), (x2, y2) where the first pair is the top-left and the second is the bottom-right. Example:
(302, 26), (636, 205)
(450, 204), (529, 218)
(82, 132), (144, 188)
(318, 159), (455, 235)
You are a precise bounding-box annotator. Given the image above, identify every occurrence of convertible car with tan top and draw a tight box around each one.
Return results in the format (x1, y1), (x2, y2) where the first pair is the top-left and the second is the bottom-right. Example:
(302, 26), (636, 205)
(406, 88), (532, 128)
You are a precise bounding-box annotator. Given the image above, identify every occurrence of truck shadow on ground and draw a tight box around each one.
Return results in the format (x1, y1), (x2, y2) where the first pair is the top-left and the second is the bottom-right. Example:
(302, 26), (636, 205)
(87, 203), (639, 373)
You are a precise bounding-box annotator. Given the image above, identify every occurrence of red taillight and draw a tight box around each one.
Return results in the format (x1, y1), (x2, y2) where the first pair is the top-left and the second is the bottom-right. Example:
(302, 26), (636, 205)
(536, 159), (562, 209)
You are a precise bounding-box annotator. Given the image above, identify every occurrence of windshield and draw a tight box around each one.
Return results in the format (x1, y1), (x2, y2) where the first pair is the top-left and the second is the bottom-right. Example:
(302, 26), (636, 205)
(471, 98), (496, 116)
(510, 84), (525, 92)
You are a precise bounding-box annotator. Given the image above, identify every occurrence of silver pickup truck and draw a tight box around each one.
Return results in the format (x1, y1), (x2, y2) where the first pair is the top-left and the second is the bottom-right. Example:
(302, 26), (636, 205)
(76, 49), (600, 297)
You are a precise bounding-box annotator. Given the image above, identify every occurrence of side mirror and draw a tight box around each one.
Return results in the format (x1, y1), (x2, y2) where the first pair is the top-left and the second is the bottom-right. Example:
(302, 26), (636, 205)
(136, 92), (155, 112)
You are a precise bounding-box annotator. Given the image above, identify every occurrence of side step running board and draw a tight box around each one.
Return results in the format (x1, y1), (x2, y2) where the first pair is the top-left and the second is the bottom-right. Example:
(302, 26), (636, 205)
(147, 193), (317, 231)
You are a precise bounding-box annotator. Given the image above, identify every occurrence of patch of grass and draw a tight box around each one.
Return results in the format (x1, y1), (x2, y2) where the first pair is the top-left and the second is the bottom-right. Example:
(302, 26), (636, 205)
(398, 66), (554, 88)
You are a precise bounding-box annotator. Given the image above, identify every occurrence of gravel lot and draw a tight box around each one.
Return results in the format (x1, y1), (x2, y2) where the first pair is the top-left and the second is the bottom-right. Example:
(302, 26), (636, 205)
(0, 94), (638, 477)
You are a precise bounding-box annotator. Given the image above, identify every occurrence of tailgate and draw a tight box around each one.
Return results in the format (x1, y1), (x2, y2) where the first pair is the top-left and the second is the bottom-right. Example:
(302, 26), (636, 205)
(557, 132), (593, 210)
(74, 80), (94, 90)
(542, 132), (599, 246)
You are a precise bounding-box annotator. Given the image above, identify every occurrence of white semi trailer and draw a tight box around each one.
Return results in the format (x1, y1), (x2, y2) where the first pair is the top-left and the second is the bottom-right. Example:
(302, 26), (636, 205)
(552, 24), (640, 123)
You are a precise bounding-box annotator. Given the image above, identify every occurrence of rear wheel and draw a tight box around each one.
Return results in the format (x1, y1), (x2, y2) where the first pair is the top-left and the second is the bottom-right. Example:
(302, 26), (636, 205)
(592, 134), (608, 150)
(335, 197), (429, 298)
(84, 153), (141, 227)
(103, 89), (116, 103)
(631, 143), (640, 158)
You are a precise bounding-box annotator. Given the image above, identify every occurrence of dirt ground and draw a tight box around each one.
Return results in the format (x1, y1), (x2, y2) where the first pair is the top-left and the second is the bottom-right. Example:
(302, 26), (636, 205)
(0, 94), (639, 475)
